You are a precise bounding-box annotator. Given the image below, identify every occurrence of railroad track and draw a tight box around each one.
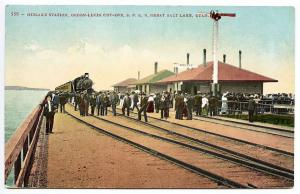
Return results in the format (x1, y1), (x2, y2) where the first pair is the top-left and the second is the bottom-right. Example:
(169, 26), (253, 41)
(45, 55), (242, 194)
(94, 112), (293, 179)
(109, 108), (294, 172)
(65, 106), (293, 188)
(193, 115), (293, 138)
(98, 112), (294, 178)
(115, 107), (293, 157)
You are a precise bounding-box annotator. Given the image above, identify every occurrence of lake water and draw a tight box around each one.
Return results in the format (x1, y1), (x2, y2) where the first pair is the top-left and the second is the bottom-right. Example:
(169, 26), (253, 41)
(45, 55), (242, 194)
(5, 90), (47, 187)
(5, 90), (47, 142)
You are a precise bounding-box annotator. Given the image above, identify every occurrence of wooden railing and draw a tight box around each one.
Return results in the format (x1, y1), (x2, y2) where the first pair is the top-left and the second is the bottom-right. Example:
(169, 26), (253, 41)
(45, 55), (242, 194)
(5, 102), (44, 187)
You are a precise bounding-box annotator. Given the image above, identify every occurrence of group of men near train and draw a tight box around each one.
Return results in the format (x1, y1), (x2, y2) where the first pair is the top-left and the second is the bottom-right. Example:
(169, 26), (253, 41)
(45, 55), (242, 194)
(67, 90), (249, 122)
(42, 89), (259, 134)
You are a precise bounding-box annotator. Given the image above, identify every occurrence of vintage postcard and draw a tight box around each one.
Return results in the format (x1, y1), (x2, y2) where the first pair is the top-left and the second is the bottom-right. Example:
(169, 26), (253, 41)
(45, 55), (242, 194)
(3, 3), (295, 189)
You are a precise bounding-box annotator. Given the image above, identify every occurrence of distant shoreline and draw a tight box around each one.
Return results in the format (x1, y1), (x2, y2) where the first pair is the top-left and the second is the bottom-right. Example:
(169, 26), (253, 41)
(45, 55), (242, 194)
(5, 86), (50, 91)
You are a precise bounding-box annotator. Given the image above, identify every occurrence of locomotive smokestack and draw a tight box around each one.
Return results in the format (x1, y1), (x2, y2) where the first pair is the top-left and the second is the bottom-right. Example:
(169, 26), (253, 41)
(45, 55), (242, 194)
(154, 62), (158, 74)
(203, 49), (207, 67)
(223, 54), (226, 63)
(239, 50), (242, 69)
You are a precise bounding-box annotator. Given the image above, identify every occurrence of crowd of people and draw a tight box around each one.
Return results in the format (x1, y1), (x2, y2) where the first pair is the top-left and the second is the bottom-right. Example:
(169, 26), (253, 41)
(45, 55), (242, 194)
(41, 89), (295, 134)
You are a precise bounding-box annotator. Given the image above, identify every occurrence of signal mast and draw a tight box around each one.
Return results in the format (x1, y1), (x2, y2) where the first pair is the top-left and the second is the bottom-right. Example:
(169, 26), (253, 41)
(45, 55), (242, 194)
(209, 10), (236, 96)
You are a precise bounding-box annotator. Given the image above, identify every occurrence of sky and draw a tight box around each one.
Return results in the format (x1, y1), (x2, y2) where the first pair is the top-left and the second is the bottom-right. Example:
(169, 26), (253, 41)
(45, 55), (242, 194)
(5, 5), (294, 94)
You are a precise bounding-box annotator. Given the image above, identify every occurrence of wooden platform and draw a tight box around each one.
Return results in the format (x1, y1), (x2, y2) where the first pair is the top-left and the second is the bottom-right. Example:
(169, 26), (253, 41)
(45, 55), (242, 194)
(31, 107), (222, 188)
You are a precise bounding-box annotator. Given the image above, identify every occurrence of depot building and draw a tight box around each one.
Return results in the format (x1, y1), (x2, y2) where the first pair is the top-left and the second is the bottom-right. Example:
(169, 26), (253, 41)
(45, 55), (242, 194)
(158, 60), (277, 95)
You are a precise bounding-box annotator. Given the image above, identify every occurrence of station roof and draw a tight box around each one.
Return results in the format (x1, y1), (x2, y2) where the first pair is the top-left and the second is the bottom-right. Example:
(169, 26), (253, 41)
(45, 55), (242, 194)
(134, 69), (175, 85)
(158, 61), (278, 83)
(112, 78), (137, 87)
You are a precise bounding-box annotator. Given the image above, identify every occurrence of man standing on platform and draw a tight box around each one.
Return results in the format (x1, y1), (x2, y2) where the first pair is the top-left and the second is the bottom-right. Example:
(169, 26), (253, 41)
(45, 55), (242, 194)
(175, 91), (184, 120)
(122, 93), (131, 116)
(194, 91), (202, 116)
(154, 92), (161, 113)
(83, 92), (90, 116)
(43, 95), (57, 134)
(110, 91), (119, 116)
(96, 92), (101, 116)
(159, 91), (166, 119)
(100, 92), (105, 116)
(74, 93), (80, 111)
(248, 95), (256, 122)
(132, 91), (139, 112)
(103, 92), (109, 116)
(138, 92), (149, 122)
(186, 94), (194, 120)
(59, 92), (67, 113)
(90, 93), (97, 115)
(52, 91), (60, 108)
(209, 94), (218, 116)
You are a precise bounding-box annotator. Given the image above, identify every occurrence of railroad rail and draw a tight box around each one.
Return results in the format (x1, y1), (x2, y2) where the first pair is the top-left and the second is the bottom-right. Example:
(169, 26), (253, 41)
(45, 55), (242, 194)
(5, 102), (44, 187)
(93, 114), (293, 180)
(115, 107), (293, 157)
(193, 115), (293, 138)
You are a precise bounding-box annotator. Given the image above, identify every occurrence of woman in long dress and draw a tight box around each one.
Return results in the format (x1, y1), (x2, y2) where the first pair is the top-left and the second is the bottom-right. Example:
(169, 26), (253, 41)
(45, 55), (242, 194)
(147, 94), (154, 113)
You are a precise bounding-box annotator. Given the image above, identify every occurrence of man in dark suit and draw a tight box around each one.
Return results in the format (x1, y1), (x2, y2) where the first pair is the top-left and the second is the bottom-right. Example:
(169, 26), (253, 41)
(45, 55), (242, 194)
(59, 92), (67, 113)
(186, 94), (194, 120)
(209, 95), (218, 116)
(110, 91), (119, 116)
(248, 96), (256, 122)
(132, 91), (139, 112)
(90, 93), (97, 115)
(194, 91), (202, 116)
(175, 91), (184, 120)
(138, 92), (149, 122)
(43, 95), (57, 134)
(52, 91), (60, 108)
(74, 93), (80, 111)
(122, 93), (131, 116)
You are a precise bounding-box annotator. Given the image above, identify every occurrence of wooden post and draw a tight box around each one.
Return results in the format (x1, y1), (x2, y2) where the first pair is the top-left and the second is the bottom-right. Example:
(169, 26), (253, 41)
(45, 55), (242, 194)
(23, 136), (29, 159)
(14, 153), (21, 184)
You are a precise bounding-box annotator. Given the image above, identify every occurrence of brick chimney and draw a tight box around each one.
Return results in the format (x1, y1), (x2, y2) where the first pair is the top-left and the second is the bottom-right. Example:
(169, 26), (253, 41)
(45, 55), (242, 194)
(223, 54), (226, 63)
(203, 49), (207, 66)
(239, 50), (242, 69)
(138, 71), (140, 80)
(154, 62), (158, 74)
(187, 53), (190, 64)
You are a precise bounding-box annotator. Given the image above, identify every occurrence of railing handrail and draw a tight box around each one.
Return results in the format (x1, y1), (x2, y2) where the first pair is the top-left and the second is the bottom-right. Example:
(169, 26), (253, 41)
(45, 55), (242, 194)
(5, 100), (44, 186)
(218, 100), (294, 107)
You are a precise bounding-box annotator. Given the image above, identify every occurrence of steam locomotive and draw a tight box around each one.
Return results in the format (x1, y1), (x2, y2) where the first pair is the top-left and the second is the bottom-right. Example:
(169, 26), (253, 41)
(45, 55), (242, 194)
(55, 73), (94, 94)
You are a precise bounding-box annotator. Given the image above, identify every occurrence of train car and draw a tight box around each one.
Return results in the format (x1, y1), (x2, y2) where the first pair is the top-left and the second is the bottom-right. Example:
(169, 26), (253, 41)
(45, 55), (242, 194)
(55, 81), (73, 93)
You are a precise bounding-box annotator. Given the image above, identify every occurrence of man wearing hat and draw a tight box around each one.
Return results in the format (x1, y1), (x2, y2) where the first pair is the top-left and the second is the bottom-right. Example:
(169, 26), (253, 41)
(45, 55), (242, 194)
(42, 95), (58, 134)
(122, 92), (131, 116)
(186, 93), (194, 120)
(175, 91), (184, 120)
(110, 91), (119, 116)
(138, 92), (149, 122)
(132, 91), (140, 112)
(194, 91), (202, 116)
(90, 93), (97, 115)
(248, 95), (256, 122)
